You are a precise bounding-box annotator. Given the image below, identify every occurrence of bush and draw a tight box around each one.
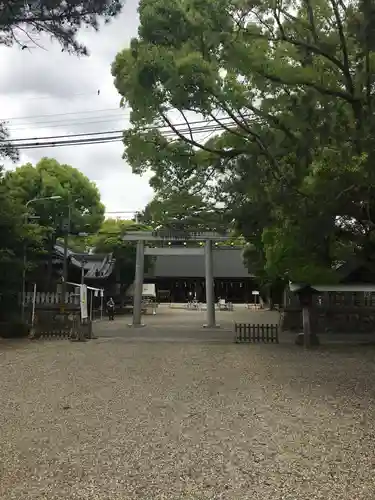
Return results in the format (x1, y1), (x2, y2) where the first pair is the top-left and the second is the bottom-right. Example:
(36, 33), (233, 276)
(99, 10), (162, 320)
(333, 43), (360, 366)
(0, 321), (30, 339)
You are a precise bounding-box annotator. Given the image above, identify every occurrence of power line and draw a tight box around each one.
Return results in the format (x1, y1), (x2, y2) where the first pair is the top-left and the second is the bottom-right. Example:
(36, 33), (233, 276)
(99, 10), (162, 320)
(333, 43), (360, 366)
(10, 125), (226, 150)
(2, 107), (124, 122)
(18, 136), (123, 149)
(1, 90), (103, 102)
(6, 115), (130, 132)
(4, 117), (236, 145)
(8, 128), (124, 142)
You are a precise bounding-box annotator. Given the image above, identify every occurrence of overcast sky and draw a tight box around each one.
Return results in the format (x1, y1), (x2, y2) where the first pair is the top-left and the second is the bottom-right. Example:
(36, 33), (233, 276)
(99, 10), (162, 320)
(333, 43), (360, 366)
(0, 0), (153, 217)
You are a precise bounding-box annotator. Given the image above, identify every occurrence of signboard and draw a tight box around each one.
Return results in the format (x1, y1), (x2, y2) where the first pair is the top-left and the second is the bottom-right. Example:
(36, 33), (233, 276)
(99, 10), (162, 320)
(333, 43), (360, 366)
(80, 284), (88, 319)
(252, 291), (260, 295)
(142, 284), (156, 297)
(152, 229), (190, 240)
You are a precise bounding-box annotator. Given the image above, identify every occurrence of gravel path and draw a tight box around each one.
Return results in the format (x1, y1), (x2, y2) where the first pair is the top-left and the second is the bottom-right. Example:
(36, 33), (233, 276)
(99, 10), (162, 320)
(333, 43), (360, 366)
(1, 339), (375, 499)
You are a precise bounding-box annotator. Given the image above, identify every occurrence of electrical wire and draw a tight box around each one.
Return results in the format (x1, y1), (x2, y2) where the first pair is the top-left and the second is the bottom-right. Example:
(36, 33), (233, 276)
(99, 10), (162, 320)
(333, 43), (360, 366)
(3, 116), (238, 148)
(1, 107), (124, 122)
(11, 125), (227, 150)
(6, 115), (129, 132)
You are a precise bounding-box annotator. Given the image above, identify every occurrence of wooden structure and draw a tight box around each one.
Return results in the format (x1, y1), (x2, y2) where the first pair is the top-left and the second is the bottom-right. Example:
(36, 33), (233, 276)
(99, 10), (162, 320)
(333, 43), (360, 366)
(123, 231), (231, 328)
(24, 291), (79, 307)
(144, 246), (255, 303)
(234, 323), (279, 343)
(30, 311), (93, 340)
(284, 284), (375, 333)
(25, 243), (116, 295)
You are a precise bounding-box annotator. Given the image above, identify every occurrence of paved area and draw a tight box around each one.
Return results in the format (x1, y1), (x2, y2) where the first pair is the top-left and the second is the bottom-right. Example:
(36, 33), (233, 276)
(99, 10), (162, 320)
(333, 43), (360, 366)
(1, 332), (375, 499)
(94, 304), (281, 340)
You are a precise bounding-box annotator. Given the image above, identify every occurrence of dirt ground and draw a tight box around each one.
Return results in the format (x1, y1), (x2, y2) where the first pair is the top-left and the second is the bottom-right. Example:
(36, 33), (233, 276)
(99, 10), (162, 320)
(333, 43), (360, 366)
(94, 304), (281, 340)
(1, 308), (375, 499)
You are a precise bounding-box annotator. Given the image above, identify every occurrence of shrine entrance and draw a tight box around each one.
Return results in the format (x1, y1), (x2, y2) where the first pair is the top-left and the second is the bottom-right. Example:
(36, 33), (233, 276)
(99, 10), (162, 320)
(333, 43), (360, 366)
(122, 231), (229, 328)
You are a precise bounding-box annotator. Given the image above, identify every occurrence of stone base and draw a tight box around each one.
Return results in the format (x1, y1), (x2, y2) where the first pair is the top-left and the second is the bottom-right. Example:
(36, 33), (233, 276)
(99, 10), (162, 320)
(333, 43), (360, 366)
(203, 324), (220, 329)
(295, 332), (320, 347)
(127, 323), (146, 328)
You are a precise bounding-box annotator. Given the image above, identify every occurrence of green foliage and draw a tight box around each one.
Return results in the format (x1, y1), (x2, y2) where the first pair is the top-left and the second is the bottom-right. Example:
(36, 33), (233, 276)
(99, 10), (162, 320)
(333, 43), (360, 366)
(112, 0), (375, 285)
(89, 218), (152, 290)
(0, 0), (124, 55)
(4, 158), (105, 239)
(141, 192), (227, 232)
(0, 168), (45, 319)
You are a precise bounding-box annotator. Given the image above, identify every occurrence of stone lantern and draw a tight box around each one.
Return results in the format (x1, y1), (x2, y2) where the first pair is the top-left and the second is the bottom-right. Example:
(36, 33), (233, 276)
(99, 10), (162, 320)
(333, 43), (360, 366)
(291, 283), (320, 347)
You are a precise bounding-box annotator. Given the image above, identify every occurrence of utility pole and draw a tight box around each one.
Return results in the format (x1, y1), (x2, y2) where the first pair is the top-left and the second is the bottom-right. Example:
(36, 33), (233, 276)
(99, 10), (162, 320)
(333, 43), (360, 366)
(22, 195), (62, 320)
(62, 203), (71, 306)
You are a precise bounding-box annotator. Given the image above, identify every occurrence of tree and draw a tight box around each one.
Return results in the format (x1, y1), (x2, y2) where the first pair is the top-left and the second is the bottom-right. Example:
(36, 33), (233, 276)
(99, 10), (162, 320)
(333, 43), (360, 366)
(112, 0), (375, 284)
(0, 0), (126, 165)
(0, 0), (124, 55)
(0, 168), (45, 319)
(141, 192), (228, 232)
(4, 157), (105, 284)
(89, 218), (152, 294)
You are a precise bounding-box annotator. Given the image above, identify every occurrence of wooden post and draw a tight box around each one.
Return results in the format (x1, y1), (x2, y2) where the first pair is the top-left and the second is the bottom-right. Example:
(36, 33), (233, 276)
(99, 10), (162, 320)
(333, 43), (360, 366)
(293, 284), (320, 347)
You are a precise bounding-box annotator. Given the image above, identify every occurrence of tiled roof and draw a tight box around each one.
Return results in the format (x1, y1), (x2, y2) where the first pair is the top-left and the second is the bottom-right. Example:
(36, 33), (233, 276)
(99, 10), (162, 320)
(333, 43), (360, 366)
(53, 243), (115, 279)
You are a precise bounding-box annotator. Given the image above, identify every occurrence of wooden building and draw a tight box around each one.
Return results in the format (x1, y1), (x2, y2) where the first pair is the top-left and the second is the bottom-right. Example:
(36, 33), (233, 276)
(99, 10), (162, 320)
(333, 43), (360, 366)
(26, 242), (116, 294)
(283, 261), (375, 333)
(144, 247), (256, 303)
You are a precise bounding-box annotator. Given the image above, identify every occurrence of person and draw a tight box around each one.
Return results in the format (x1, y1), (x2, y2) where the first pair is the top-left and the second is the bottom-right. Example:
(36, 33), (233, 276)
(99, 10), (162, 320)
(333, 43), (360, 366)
(107, 297), (115, 320)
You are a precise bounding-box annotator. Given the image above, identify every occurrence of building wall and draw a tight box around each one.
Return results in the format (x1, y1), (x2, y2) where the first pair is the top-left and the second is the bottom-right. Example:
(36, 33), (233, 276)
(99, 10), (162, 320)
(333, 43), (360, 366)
(146, 248), (252, 279)
(145, 276), (256, 303)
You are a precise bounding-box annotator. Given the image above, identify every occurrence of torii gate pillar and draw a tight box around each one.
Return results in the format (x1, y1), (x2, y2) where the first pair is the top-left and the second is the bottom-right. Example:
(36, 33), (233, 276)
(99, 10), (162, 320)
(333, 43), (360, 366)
(131, 239), (145, 327)
(204, 239), (218, 328)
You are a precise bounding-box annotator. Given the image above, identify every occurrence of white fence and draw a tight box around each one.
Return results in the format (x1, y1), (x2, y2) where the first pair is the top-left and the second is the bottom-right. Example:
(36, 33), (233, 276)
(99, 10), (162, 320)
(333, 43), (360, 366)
(23, 291), (80, 306)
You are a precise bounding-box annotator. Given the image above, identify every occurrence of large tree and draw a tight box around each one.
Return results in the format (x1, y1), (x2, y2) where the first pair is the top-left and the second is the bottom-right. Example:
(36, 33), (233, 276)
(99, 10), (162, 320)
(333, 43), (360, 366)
(112, 0), (375, 283)
(4, 157), (105, 284)
(141, 192), (228, 232)
(0, 0), (124, 55)
(0, 168), (45, 319)
(0, 0), (126, 164)
(89, 218), (152, 293)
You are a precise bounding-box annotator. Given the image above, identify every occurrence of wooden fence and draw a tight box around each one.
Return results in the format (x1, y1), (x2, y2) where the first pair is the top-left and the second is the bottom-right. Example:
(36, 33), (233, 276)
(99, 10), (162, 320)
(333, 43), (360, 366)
(23, 291), (80, 306)
(234, 323), (279, 343)
(30, 311), (93, 341)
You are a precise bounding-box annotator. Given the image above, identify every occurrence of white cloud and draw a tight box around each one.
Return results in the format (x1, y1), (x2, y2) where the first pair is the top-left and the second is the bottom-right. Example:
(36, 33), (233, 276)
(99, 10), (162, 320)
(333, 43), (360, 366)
(0, 0), (153, 216)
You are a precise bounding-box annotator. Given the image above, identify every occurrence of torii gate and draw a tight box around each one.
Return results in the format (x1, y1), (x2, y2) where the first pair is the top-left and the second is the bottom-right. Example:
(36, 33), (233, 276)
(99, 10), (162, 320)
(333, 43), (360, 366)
(122, 230), (229, 328)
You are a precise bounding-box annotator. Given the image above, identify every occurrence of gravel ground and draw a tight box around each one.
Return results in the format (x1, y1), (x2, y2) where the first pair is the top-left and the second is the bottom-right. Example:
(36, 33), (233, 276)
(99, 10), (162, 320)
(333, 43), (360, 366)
(1, 338), (375, 500)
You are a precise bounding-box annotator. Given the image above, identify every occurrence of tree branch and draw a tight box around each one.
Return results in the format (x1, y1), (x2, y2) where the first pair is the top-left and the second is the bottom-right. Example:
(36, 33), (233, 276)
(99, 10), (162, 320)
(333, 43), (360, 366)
(328, 0), (354, 96)
(209, 113), (249, 141)
(243, 101), (297, 142)
(160, 111), (242, 158)
(303, 0), (319, 43)
(257, 67), (356, 103)
(178, 109), (194, 142)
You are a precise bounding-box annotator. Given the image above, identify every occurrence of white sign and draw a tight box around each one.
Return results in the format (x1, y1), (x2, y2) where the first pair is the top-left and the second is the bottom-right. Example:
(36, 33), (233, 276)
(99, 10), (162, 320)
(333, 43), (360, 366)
(142, 283), (156, 297)
(252, 291), (260, 295)
(80, 285), (88, 319)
